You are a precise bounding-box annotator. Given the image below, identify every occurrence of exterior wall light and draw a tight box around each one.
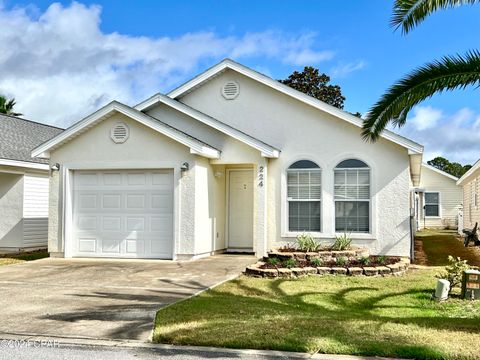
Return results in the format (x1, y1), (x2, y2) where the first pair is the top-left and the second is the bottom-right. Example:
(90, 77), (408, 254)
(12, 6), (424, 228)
(50, 163), (60, 171)
(181, 162), (189, 172)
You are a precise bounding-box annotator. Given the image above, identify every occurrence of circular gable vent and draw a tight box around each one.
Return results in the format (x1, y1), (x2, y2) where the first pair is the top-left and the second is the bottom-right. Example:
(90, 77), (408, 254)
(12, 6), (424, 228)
(110, 122), (129, 143)
(221, 81), (240, 99)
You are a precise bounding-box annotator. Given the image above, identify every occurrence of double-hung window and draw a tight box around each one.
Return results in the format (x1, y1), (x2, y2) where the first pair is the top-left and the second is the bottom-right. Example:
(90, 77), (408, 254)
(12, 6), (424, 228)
(424, 192), (440, 217)
(334, 159), (370, 233)
(287, 160), (321, 232)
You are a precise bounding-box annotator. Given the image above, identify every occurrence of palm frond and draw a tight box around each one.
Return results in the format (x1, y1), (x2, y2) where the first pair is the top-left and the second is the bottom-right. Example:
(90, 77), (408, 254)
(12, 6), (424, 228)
(362, 50), (480, 141)
(392, 0), (480, 34)
(0, 95), (22, 116)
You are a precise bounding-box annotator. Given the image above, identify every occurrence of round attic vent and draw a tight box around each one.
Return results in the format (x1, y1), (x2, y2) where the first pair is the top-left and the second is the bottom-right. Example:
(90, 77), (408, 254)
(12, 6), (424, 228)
(110, 122), (129, 143)
(221, 81), (240, 99)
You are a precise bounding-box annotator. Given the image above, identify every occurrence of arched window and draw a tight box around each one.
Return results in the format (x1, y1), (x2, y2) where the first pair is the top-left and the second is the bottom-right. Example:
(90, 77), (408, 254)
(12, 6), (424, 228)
(334, 159), (370, 233)
(287, 160), (321, 232)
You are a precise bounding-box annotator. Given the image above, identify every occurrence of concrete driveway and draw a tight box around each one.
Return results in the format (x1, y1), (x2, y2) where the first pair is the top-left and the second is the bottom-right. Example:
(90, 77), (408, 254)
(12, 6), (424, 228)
(0, 255), (255, 341)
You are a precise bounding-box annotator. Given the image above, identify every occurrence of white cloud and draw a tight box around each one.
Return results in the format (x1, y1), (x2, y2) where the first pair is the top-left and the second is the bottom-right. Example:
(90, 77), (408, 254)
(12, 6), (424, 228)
(394, 106), (480, 164)
(0, 2), (334, 127)
(409, 105), (443, 131)
(330, 60), (366, 78)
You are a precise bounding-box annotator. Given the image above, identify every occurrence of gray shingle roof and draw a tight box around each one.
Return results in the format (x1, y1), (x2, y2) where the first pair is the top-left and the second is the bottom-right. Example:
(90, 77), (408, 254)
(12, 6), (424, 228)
(0, 114), (63, 164)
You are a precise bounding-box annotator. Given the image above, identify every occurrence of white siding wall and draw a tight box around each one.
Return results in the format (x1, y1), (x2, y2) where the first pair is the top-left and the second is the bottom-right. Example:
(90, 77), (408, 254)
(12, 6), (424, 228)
(418, 165), (462, 229)
(23, 174), (49, 247)
(462, 168), (480, 230)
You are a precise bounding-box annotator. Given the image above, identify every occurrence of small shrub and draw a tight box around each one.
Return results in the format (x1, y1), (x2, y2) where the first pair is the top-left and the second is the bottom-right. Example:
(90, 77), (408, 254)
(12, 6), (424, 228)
(336, 256), (348, 267)
(331, 233), (352, 251)
(296, 233), (321, 252)
(310, 257), (323, 267)
(377, 255), (387, 266)
(266, 257), (280, 267)
(359, 256), (370, 266)
(283, 258), (297, 269)
(436, 255), (470, 292)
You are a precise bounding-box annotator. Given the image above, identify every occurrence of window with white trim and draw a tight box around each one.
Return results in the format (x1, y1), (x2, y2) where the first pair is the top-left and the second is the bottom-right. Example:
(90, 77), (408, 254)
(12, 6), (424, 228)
(334, 159), (370, 233)
(424, 192), (440, 217)
(287, 160), (321, 232)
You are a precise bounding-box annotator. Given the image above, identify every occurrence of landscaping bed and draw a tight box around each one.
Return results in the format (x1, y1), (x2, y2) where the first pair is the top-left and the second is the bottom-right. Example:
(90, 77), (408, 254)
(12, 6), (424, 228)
(245, 247), (409, 278)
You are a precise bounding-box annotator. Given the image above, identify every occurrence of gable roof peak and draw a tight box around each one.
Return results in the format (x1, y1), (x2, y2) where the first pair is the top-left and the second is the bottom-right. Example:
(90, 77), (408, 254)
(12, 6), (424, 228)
(160, 58), (423, 155)
(31, 101), (220, 160)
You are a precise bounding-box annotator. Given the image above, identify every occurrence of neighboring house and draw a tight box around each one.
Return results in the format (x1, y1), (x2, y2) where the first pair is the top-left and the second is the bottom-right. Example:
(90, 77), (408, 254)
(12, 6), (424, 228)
(457, 159), (480, 232)
(0, 114), (63, 252)
(412, 163), (462, 230)
(32, 59), (424, 260)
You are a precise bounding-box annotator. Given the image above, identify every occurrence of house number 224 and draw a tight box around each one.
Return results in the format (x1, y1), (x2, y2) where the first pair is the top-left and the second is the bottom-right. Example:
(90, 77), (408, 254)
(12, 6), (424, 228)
(258, 166), (264, 187)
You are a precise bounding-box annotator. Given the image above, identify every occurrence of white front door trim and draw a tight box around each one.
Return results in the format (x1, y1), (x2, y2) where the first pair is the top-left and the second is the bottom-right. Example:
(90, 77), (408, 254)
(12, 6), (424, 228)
(61, 161), (181, 260)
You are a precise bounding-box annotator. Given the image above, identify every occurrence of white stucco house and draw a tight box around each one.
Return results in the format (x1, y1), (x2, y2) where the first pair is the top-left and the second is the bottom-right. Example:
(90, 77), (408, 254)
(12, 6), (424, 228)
(0, 114), (63, 252)
(32, 59), (425, 260)
(413, 163), (462, 230)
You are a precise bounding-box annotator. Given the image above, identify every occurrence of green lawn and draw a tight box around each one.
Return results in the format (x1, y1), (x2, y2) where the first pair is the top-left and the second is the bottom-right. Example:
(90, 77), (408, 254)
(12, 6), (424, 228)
(154, 269), (480, 360)
(0, 249), (49, 266)
(416, 229), (480, 266)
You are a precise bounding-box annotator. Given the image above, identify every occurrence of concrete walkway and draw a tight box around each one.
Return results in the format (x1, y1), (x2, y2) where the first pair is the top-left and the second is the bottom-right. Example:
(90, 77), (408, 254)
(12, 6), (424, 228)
(0, 255), (255, 341)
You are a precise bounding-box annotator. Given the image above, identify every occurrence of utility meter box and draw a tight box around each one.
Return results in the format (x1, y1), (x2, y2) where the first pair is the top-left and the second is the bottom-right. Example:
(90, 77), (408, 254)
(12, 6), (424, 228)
(461, 269), (480, 300)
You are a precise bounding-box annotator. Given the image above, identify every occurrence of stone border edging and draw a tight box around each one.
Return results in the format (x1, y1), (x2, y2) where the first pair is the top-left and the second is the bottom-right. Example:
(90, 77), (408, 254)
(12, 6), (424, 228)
(245, 259), (409, 278)
(268, 248), (369, 262)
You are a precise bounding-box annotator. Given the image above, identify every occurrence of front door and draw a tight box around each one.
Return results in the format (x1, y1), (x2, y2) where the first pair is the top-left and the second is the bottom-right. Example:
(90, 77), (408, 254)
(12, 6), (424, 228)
(228, 169), (253, 250)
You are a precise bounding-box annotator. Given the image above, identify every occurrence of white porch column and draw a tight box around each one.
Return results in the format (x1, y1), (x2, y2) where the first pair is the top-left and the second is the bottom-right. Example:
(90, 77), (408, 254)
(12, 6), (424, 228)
(254, 159), (268, 257)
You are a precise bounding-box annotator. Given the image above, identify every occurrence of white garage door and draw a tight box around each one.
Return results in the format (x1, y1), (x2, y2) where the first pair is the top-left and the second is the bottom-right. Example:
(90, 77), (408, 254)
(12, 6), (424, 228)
(72, 170), (174, 259)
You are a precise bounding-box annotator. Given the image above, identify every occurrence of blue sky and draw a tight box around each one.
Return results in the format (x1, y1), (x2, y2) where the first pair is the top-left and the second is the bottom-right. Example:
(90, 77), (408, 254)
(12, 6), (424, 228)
(2, 0), (480, 163)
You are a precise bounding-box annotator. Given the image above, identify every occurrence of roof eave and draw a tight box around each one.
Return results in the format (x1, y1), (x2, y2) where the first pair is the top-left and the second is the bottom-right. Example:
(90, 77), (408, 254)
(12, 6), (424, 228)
(422, 163), (459, 181)
(0, 158), (49, 171)
(457, 159), (480, 186)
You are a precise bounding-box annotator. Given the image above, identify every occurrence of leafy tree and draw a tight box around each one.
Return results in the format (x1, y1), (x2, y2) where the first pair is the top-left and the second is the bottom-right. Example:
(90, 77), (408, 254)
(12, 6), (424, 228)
(0, 95), (22, 116)
(427, 156), (471, 177)
(362, 0), (480, 141)
(280, 66), (346, 109)
(446, 163), (467, 178)
(427, 156), (450, 172)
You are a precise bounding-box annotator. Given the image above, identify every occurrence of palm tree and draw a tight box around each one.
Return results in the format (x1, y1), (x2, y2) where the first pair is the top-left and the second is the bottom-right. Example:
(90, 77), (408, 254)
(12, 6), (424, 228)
(0, 95), (22, 116)
(362, 0), (480, 141)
